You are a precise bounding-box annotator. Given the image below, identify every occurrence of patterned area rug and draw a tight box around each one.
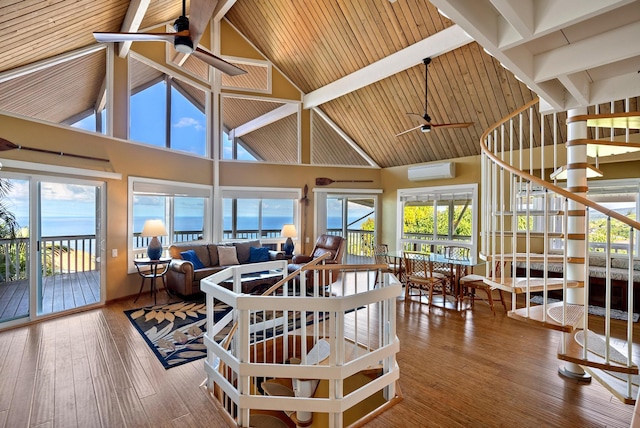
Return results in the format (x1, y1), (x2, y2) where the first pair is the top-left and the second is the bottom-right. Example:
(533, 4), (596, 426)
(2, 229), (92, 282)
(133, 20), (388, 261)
(125, 300), (336, 369)
(125, 300), (231, 369)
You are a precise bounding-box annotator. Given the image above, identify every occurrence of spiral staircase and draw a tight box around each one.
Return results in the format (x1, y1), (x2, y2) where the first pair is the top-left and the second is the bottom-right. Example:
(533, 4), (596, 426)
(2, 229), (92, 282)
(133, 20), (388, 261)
(479, 97), (640, 406)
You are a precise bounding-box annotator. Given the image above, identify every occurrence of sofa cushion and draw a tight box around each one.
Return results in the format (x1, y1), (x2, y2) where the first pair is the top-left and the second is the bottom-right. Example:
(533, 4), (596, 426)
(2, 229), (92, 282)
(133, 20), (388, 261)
(180, 249), (205, 270)
(249, 246), (271, 263)
(234, 240), (261, 264)
(169, 243), (212, 267)
(207, 243), (219, 266)
(218, 246), (240, 266)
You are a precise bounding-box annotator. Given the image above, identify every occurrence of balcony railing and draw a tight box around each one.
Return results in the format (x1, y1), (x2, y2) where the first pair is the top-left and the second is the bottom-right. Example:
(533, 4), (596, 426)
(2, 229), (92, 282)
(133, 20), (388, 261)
(0, 234), (98, 282)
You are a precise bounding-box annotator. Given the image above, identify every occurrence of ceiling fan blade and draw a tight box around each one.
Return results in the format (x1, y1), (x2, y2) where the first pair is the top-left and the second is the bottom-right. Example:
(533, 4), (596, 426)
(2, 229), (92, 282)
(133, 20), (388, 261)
(396, 124), (423, 137)
(431, 122), (474, 129)
(93, 31), (189, 43)
(192, 47), (247, 76)
(188, 0), (219, 48)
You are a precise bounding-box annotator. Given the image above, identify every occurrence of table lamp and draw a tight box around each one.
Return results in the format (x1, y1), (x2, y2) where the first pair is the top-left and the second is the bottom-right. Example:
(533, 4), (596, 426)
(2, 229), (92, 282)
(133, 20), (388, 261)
(141, 219), (168, 260)
(281, 224), (297, 256)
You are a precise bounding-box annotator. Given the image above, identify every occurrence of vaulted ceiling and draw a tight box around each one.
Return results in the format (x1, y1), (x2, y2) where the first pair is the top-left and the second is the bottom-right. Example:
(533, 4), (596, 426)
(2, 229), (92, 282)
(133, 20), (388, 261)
(0, 0), (638, 168)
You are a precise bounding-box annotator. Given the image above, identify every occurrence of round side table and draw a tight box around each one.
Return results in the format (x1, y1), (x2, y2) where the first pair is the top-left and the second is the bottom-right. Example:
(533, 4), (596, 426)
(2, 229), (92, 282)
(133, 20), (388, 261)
(133, 257), (172, 305)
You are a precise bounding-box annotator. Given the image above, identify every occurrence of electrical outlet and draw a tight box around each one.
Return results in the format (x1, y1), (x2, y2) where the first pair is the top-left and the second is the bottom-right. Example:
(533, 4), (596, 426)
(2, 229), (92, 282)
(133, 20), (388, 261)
(111, 249), (118, 258)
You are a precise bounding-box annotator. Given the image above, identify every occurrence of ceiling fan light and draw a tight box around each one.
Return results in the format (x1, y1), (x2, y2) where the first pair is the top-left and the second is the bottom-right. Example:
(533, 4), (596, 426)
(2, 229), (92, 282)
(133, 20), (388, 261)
(173, 15), (193, 53)
(421, 124), (431, 133)
(174, 38), (193, 53)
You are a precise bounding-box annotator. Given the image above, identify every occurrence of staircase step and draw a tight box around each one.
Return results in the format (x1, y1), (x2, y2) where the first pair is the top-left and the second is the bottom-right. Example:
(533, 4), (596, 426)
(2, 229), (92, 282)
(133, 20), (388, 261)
(489, 231), (564, 238)
(494, 210), (564, 216)
(584, 112), (640, 129)
(249, 412), (295, 428)
(486, 277), (583, 294)
(557, 329), (638, 375)
(486, 253), (578, 263)
(582, 140), (640, 157)
(583, 367), (638, 405)
(508, 302), (580, 332)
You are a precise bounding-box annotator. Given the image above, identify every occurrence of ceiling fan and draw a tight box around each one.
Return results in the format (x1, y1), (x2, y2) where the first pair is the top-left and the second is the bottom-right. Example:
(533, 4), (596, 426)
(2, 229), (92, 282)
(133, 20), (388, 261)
(396, 57), (473, 137)
(93, 0), (246, 76)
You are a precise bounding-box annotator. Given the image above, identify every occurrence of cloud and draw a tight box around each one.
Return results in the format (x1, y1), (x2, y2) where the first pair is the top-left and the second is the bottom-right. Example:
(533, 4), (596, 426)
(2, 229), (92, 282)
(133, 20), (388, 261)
(173, 117), (204, 131)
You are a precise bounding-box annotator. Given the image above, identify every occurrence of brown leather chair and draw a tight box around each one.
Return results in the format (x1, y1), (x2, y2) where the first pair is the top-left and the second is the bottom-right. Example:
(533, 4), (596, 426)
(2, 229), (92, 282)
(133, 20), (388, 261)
(287, 234), (346, 291)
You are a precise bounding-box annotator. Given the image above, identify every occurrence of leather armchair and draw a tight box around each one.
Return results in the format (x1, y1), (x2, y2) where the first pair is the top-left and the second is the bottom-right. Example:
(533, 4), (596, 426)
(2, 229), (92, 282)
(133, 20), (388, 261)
(287, 234), (346, 290)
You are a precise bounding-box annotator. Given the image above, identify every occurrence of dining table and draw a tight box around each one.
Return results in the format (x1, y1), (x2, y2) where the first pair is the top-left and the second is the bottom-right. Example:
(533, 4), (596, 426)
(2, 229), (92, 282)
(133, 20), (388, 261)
(387, 249), (484, 310)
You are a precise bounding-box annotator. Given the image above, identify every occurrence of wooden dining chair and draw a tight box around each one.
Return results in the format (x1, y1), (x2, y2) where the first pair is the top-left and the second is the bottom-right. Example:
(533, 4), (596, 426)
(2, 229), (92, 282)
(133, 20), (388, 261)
(373, 244), (401, 275)
(459, 261), (507, 315)
(403, 251), (448, 307)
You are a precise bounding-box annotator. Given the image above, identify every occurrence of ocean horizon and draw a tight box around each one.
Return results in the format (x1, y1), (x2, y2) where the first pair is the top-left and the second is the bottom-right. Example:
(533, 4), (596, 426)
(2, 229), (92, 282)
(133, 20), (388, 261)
(17, 215), (370, 237)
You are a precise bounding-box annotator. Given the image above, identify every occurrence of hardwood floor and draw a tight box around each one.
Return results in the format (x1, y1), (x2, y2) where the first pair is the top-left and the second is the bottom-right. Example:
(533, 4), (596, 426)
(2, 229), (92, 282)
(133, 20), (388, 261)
(0, 291), (635, 427)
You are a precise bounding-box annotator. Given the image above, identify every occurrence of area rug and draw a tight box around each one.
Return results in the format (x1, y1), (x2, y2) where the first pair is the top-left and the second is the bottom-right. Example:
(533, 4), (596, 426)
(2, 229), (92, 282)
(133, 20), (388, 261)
(529, 296), (639, 322)
(125, 300), (340, 369)
(125, 301), (216, 369)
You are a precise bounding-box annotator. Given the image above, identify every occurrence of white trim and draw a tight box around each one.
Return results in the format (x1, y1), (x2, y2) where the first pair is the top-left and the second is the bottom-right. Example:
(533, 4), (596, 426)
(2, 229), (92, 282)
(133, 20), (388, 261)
(0, 44), (105, 84)
(0, 159), (121, 180)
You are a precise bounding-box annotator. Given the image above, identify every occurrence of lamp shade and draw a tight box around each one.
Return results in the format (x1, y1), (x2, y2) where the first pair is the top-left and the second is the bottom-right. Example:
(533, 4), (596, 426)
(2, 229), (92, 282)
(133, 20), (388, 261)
(281, 224), (297, 238)
(141, 219), (168, 260)
(141, 219), (168, 237)
(281, 224), (297, 256)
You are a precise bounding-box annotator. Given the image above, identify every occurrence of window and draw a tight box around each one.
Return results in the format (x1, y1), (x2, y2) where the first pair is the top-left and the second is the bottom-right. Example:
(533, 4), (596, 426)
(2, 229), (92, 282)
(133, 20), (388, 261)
(221, 187), (299, 246)
(546, 179), (640, 255)
(587, 180), (639, 255)
(129, 178), (212, 265)
(129, 55), (207, 156)
(398, 184), (478, 262)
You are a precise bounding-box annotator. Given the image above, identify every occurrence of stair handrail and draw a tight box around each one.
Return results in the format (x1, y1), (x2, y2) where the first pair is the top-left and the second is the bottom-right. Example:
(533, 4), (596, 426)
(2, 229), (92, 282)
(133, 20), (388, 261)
(480, 97), (640, 231)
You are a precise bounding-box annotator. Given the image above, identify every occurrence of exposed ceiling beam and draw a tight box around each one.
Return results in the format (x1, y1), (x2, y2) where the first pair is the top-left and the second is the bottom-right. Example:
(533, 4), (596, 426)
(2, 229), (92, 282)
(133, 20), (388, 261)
(118, 0), (152, 58)
(533, 21), (640, 82)
(231, 103), (299, 138)
(95, 77), (107, 113)
(303, 25), (472, 109)
(213, 0), (237, 21)
(0, 44), (104, 84)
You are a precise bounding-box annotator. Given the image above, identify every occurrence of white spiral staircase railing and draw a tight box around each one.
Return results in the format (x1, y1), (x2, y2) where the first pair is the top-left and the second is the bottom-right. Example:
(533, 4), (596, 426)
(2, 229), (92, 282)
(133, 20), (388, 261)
(479, 97), (640, 405)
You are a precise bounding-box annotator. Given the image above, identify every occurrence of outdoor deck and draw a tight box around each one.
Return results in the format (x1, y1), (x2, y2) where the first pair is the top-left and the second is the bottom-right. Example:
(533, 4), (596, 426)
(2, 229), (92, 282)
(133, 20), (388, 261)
(0, 270), (100, 322)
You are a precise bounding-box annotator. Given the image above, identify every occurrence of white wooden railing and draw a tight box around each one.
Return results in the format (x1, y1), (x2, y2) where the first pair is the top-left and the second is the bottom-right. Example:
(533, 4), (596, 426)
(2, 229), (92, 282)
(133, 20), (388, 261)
(200, 260), (401, 427)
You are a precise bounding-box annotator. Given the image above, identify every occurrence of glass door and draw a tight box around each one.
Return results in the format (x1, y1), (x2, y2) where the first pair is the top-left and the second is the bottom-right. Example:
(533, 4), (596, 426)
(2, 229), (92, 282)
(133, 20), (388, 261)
(325, 195), (377, 262)
(0, 177), (30, 325)
(38, 179), (104, 316)
(0, 174), (105, 328)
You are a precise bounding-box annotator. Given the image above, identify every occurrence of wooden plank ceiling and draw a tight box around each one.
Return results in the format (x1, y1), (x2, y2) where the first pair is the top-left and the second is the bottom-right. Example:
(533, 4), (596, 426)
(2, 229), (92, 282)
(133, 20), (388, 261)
(1, 0), (636, 168)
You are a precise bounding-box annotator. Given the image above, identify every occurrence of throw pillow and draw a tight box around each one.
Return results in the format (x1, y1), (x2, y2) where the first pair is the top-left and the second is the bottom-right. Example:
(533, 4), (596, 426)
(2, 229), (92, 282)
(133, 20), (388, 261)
(218, 246), (240, 266)
(180, 249), (205, 270)
(249, 246), (270, 263)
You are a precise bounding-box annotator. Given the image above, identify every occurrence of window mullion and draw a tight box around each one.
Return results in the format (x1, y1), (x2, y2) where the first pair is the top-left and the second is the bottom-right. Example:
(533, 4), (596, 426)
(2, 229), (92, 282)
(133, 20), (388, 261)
(165, 76), (171, 149)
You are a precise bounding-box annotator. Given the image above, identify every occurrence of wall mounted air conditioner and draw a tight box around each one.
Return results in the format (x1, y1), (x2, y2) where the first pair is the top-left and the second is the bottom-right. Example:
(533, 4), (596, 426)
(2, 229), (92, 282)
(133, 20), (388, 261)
(407, 162), (455, 181)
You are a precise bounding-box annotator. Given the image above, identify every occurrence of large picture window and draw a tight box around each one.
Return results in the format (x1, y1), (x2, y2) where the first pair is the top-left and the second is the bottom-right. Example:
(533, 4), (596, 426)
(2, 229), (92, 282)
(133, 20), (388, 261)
(129, 178), (212, 266)
(221, 187), (299, 247)
(398, 184), (478, 262)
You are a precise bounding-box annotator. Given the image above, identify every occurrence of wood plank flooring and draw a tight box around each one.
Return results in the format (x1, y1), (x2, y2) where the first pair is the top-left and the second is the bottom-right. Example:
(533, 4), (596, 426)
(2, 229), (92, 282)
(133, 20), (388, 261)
(0, 290), (635, 427)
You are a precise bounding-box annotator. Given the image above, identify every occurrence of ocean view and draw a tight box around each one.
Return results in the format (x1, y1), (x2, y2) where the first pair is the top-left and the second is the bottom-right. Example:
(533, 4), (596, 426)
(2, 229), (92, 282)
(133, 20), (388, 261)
(16, 215), (371, 237)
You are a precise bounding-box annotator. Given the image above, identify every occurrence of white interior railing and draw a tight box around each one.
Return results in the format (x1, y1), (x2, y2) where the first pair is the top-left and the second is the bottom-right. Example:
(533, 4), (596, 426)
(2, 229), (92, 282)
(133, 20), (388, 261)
(201, 260), (401, 428)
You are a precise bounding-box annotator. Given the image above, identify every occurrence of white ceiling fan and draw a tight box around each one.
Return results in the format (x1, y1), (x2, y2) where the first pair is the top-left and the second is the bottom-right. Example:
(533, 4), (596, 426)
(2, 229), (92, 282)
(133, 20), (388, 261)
(93, 0), (246, 76)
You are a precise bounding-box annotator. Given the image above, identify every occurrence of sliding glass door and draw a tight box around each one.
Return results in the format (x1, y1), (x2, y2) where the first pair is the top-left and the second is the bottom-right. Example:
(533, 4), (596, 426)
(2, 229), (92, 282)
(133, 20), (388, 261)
(0, 174), (105, 328)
